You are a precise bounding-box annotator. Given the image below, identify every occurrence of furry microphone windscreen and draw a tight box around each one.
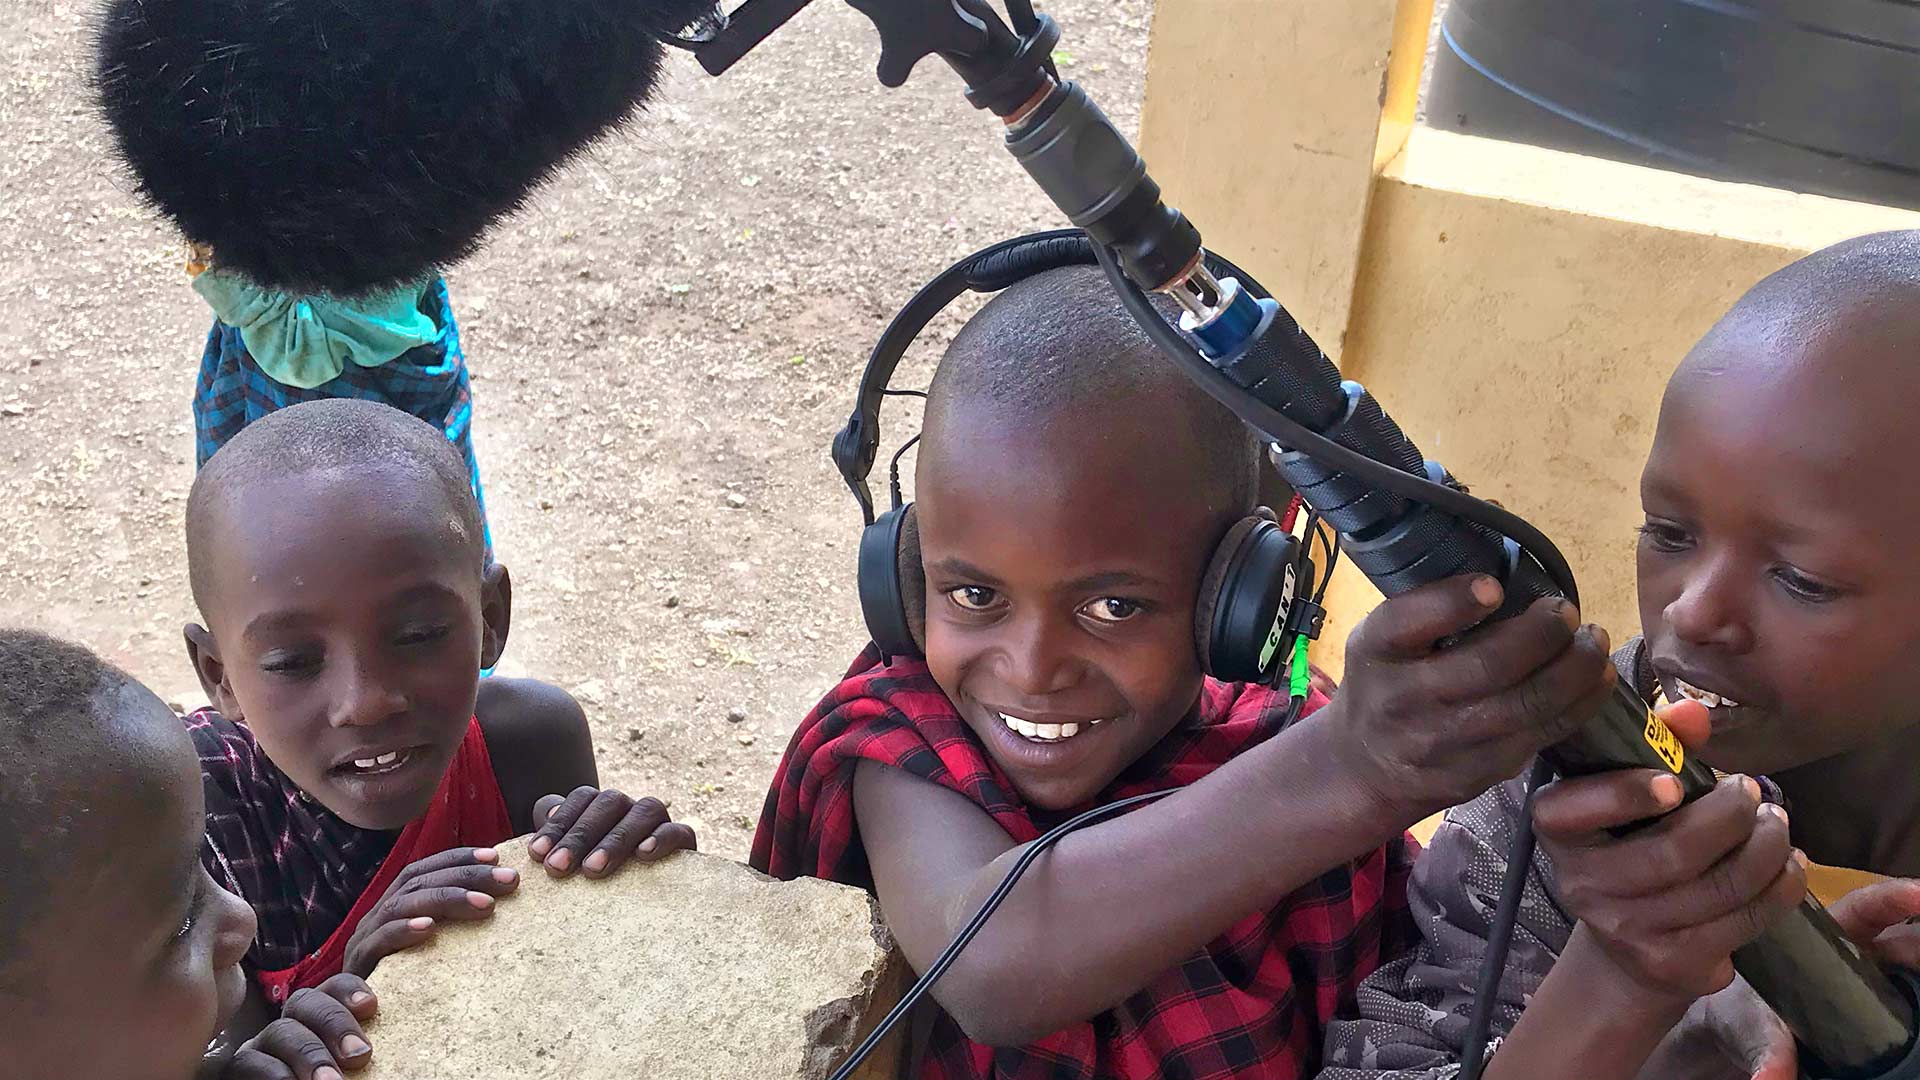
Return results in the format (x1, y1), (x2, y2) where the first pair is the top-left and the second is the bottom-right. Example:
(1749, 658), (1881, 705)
(95, 0), (717, 297)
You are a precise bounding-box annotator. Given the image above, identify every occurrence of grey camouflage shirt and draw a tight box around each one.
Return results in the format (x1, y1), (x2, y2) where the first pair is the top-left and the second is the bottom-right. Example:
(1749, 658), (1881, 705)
(1316, 638), (1752, 1079)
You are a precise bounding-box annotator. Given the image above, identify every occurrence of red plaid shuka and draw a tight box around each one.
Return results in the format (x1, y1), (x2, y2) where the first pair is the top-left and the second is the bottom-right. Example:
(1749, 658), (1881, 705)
(751, 648), (1417, 1080)
(190, 708), (515, 1003)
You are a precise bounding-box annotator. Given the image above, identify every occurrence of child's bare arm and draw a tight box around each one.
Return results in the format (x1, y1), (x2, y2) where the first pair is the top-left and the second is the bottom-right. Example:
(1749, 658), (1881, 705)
(476, 676), (696, 878)
(476, 677), (598, 835)
(857, 575), (1615, 1047)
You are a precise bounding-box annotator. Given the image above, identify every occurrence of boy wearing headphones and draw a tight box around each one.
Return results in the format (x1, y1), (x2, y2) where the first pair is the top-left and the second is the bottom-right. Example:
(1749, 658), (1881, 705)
(1319, 232), (1920, 1080)
(752, 265), (1618, 1078)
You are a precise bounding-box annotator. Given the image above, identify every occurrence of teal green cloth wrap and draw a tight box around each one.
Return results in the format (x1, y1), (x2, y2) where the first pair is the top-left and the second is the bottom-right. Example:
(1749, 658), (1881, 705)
(192, 271), (442, 390)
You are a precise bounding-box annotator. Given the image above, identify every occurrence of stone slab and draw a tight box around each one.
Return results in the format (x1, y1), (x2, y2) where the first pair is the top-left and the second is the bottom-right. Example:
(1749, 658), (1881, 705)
(360, 841), (906, 1080)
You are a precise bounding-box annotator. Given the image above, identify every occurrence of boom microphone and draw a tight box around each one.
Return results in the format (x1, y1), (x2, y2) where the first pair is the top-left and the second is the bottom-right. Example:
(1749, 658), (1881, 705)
(93, 0), (718, 296)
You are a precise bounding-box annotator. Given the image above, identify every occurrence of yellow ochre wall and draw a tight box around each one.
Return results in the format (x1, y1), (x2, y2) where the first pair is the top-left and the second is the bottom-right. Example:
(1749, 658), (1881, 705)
(1138, 0), (1920, 675)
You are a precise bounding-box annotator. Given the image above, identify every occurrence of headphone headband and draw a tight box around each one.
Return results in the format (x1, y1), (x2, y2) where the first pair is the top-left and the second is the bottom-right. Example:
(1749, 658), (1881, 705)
(831, 228), (1096, 524)
(831, 229), (1272, 524)
(841, 231), (1324, 677)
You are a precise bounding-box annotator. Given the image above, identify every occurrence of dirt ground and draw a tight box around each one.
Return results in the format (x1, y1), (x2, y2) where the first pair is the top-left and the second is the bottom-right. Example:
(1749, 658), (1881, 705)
(0, 0), (1156, 858)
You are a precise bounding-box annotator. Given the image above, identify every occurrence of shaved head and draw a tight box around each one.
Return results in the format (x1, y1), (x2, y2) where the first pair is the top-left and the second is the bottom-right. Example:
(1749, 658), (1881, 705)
(922, 264), (1261, 512)
(1682, 230), (1920, 387)
(186, 399), (483, 613)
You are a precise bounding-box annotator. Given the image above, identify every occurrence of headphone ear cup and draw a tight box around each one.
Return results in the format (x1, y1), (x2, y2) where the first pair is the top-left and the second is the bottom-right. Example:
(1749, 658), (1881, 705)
(1196, 517), (1304, 684)
(858, 504), (924, 661)
(897, 505), (926, 654)
(1193, 517), (1266, 677)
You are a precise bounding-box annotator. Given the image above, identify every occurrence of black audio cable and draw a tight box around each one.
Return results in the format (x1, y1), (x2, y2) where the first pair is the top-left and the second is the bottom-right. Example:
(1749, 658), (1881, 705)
(827, 694), (1311, 1080)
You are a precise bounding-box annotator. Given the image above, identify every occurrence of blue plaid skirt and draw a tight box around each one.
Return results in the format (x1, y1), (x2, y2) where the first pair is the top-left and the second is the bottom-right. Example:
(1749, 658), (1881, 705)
(192, 278), (493, 559)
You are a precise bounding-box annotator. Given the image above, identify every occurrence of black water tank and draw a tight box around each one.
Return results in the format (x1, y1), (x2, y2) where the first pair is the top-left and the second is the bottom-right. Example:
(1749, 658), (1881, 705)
(1425, 0), (1920, 210)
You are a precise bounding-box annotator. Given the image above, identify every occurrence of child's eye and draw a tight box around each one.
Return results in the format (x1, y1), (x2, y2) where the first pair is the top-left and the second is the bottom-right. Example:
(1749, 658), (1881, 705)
(1637, 520), (1692, 553)
(396, 623), (452, 647)
(259, 650), (321, 677)
(1771, 567), (1845, 605)
(945, 586), (1000, 612)
(1081, 597), (1145, 624)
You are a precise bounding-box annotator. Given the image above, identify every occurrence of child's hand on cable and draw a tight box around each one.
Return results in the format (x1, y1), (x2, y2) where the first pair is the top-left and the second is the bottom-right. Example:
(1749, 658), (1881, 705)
(527, 787), (698, 878)
(224, 974), (378, 1079)
(342, 847), (521, 977)
(1321, 573), (1617, 823)
(1532, 700), (1806, 1006)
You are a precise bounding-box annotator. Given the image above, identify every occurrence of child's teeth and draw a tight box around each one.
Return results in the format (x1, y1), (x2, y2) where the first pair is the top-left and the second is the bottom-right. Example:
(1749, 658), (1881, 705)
(354, 758), (376, 769)
(999, 713), (1096, 742)
(1677, 680), (1739, 709)
(376, 751), (400, 766)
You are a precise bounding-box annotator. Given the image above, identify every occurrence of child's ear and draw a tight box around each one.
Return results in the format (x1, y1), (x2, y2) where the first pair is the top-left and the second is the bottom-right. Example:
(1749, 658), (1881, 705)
(480, 563), (513, 670)
(183, 624), (244, 720)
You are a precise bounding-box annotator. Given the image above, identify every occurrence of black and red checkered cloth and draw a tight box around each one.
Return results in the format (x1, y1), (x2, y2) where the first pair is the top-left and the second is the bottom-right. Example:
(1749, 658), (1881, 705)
(751, 648), (1417, 1080)
(188, 707), (514, 1003)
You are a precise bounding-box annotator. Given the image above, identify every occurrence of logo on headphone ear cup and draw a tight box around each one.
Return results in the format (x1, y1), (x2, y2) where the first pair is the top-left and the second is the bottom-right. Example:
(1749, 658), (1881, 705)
(1195, 516), (1307, 684)
(858, 503), (926, 661)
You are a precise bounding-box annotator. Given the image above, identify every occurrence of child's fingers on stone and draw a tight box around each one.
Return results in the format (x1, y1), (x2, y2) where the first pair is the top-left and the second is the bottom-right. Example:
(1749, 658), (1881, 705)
(583, 797), (674, 876)
(547, 791), (635, 876)
(391, 862), (519, 899)
(283, 987), (373, 1069)
(313, 973), (379, 1020)
(634, 821), (698, 862)
(385, 847), (496, 895)
(528, 786), (601, 860)
(383, 885), (504, 922)
(531, 793), (567, 828)
(346, 918), (439, 975)
(225, 1046), (302, 1079)
(249, 1016), (352, 1080)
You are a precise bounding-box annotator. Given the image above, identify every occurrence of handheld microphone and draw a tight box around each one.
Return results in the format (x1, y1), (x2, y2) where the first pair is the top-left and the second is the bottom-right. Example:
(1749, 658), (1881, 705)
(93, 0), (717, 296)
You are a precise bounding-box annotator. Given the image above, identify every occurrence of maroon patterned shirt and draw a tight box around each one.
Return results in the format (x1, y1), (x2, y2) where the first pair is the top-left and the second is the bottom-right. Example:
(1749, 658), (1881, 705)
(189, 707), (400, 973)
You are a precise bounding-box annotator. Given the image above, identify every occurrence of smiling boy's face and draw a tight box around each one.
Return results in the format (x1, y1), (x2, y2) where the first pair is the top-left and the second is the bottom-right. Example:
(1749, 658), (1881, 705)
(12, 680), (257, 1080)
(916, 396), (1244, 811)
(191, 463), (506, 830)
(1638, 303), (1920, 777)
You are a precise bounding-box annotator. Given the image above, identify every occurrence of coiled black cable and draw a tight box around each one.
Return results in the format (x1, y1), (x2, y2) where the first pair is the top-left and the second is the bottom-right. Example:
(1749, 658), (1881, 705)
(1092, 241), (1575, 1080)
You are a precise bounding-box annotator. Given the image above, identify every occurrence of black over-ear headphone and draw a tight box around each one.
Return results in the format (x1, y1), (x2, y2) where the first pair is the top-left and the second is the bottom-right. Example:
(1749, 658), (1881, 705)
(830, 229), (1326, 684)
